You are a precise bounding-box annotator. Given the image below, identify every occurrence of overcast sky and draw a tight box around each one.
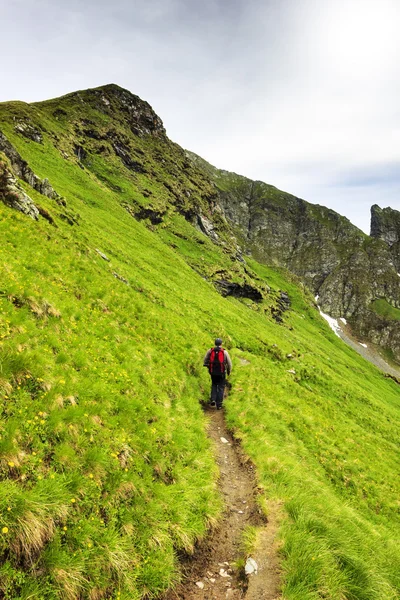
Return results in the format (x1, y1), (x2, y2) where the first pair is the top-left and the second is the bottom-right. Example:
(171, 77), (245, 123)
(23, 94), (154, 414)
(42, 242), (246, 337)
(2, 0), (399, 233)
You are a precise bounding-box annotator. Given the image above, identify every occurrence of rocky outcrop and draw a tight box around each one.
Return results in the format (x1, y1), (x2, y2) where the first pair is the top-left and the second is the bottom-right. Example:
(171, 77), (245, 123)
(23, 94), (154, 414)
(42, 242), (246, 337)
(14, 120), (43, 143)
(0, 153), (39, 219)
(370, 204), (400, 271)
(271, 291), (291, 323)
(61, 84), (166, 138)
(0, 131), (61, 201)
(197, 214), (219, 243)
(214, 280), (264, 301)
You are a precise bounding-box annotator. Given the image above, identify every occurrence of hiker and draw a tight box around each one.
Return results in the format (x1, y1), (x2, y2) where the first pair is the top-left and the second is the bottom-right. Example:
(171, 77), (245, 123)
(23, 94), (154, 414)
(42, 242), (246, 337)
(203, 338), (232, 410)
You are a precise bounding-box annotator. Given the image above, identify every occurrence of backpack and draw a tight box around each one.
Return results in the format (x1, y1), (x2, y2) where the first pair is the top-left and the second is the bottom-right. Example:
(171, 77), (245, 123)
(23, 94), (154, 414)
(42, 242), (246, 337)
(209, 347), (225, 374)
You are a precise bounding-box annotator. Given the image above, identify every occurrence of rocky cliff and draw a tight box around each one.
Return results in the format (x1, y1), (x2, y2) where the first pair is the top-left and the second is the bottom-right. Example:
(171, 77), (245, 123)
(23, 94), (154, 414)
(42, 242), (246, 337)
(1, 84), (400, 361)
(187, 153), (400, 361)
(371, 204), (400, 271)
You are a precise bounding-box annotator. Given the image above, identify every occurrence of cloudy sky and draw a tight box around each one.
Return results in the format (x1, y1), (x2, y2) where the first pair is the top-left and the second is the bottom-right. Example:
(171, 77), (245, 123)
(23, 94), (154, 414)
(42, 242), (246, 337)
(2, 0), (399, 232)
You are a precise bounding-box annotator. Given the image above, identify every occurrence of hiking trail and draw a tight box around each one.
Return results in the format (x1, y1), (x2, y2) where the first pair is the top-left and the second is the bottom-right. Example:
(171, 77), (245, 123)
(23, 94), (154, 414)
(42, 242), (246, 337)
(163, 405), (281, 600)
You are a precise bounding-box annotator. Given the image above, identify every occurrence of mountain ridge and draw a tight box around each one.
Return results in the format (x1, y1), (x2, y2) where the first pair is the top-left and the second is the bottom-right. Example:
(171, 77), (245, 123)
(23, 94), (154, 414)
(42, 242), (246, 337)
(2, 84), (400, 361)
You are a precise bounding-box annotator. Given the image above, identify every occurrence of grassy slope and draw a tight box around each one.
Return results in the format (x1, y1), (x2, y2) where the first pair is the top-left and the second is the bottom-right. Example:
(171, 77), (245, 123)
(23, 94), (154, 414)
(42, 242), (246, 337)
(0, 91), (399, 600)
(371, 299), (400, 321)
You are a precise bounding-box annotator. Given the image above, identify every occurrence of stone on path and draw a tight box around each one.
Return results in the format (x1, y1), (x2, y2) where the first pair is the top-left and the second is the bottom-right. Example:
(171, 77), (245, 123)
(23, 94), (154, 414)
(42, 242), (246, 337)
(245, 557), (258, 575)
(195, 581), (205, 589)
(220, 437), (229, 444)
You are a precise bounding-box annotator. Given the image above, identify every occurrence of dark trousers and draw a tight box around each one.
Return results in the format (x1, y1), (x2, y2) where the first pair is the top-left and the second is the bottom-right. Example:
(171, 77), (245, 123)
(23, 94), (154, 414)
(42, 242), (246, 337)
(210, 374), (226, 407)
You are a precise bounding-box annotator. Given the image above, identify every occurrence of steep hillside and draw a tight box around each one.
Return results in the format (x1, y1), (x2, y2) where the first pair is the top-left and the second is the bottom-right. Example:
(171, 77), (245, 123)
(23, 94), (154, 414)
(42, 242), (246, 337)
(187, 153), (400, 363)
(1, 85), (400, 600)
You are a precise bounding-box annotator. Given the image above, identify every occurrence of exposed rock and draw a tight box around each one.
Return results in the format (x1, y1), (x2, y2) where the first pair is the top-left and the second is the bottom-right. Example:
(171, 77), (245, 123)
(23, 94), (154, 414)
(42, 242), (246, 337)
(370, 204), (400, 245)
(271, 290), (291, 323)
(0, 153), (39, 219)
(59, 210), (80, 226)
(215, 280), (264, 302)
(82, 128), (104, 140)
(112, 141), (146, 173)
(125, 204), (166, 225)
(53, 108), (68, 119)
(73, 144), (87, 161)
(95, 249), (110, 261)
(245, 557), (258, 575)
(72, 84), (166, 138)
(219, 568), (230, 578)
(14, 121), (43, 143)
(195, 581), (205, 589)
(197, 214), (219, 242)
(0, 130), (62, 201)
(370, 204), (400, 271)
(113, 272), (129, 285)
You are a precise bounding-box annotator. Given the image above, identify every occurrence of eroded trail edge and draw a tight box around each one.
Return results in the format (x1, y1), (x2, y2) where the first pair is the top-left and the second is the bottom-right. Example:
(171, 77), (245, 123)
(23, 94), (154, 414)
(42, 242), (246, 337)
(164, 407), (281, 600)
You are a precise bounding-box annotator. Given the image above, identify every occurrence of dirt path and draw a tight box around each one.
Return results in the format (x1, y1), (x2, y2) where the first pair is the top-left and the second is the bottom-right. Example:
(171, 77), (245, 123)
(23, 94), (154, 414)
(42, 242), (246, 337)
(164, 406), (281, 600)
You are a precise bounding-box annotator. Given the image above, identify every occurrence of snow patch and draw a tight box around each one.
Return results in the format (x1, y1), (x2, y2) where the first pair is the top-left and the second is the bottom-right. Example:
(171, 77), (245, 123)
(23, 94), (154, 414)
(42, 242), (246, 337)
(340, 317), (347, 325)
(359, 342), (368, 348)
(319, 310), (341, 337)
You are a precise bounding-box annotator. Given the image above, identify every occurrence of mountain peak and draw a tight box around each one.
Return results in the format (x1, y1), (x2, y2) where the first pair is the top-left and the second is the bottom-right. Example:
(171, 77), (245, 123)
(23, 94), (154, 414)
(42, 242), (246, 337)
(370, 204), (400, 242)
(38, 83), (166, 138)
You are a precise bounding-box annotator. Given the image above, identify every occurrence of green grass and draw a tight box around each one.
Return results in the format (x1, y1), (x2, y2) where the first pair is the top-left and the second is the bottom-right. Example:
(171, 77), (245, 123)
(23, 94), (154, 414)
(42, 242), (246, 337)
(370, 298), (400, 321)
(1, 87), (400, 599)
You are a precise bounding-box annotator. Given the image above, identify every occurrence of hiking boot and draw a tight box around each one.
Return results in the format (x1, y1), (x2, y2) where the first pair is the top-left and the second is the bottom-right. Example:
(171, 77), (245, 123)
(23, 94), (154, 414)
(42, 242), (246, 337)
(217, 405), (223, 410)
(210, 401), (216, 407)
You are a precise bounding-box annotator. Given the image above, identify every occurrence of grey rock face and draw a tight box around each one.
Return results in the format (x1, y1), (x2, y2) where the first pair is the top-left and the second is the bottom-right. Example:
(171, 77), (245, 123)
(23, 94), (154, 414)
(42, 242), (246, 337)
(197, 214), (219, 242)
(14, 121), (43, 143)
(0, 155), (39, 220)
(370, 204), (400, 271)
